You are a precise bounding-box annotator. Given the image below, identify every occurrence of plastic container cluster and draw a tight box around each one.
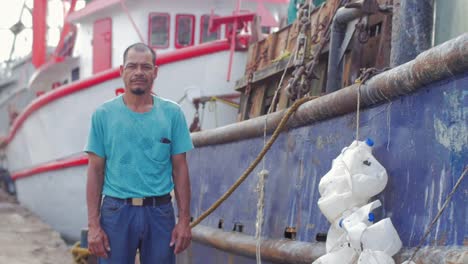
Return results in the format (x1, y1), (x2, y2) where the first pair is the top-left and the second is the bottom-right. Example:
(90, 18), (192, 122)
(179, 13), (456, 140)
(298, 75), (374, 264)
(313, 139), (403, 264)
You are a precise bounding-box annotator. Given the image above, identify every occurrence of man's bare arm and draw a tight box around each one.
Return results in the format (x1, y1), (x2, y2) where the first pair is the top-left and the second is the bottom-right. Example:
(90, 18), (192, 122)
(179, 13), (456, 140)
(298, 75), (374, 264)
(170, 153), (192, 254)
(86, 153), (110, 258)
(87, 153), (105, 227)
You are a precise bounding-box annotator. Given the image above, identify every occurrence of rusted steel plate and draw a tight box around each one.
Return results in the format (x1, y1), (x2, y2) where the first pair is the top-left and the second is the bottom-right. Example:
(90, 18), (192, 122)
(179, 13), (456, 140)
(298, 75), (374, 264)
(192, 34), (468, 147)
(192, 225), (468, 264)
(192, 225), (326, 264)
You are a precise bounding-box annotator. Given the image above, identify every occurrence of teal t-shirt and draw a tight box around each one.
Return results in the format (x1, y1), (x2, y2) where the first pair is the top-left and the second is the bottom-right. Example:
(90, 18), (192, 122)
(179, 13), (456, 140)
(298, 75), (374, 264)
(84, 95), (194, 198)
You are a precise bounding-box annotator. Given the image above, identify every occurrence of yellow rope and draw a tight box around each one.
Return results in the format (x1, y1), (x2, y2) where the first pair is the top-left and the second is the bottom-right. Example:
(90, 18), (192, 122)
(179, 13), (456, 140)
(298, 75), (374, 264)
(190, 96), (314, 228)
(210, 96), (240, 108)
(71, 242), (90, 264)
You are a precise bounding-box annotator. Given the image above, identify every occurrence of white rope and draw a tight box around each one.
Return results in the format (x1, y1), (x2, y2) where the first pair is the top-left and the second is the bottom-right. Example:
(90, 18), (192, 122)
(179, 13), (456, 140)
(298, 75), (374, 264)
(255, 116), (269, 264)
(355, 84), (361, 141)
(255, 169), (268, 264)
(386, 102), (392, 151)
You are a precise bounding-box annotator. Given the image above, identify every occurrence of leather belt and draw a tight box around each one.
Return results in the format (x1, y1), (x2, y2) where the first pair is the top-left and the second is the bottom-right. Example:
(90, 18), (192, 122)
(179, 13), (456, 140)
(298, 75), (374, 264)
(120, 194), (171, 207)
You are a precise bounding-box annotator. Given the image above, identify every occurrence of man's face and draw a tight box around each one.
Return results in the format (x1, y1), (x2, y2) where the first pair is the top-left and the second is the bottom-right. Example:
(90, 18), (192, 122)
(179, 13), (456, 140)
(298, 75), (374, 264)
(120, 49), (158, 95)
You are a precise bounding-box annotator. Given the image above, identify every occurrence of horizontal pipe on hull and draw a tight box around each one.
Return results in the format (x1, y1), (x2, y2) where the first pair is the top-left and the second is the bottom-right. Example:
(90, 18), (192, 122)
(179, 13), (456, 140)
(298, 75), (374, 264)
(192, 33), (468, 147)
(395, 246), (468, 264)
(192, 225), (468, 263)
(192, 225), (325, 263)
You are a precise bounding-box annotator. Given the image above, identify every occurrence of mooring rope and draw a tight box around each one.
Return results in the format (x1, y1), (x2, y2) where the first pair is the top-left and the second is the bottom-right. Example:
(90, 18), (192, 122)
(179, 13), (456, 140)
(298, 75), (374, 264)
(190, 96), (313, 228)
(405, 165), (468, 263)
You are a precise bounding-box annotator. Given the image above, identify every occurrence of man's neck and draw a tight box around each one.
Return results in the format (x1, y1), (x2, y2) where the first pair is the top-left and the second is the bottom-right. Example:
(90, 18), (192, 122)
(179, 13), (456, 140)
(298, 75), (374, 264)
(123, 93), (153, 112)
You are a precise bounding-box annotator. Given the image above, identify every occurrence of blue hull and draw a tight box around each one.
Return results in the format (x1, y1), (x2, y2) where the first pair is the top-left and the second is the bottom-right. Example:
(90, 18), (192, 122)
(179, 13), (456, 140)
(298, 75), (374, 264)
(182, 73), (467, 262)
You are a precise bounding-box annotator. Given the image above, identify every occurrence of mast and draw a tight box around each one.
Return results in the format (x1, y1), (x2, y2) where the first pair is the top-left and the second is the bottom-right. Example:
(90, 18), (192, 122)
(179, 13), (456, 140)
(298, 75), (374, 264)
(32, 0), (47, 68)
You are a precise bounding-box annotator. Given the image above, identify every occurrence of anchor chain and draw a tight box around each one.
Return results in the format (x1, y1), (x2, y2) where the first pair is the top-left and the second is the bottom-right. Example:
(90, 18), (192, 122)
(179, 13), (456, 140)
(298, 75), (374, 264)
(286, 0), (350, 101)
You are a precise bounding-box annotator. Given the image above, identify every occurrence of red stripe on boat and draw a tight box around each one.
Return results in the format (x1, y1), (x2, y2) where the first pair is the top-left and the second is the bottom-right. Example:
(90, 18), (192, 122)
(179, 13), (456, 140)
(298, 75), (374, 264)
(11, 156), (88, 181)
(6, 40), (230, 145)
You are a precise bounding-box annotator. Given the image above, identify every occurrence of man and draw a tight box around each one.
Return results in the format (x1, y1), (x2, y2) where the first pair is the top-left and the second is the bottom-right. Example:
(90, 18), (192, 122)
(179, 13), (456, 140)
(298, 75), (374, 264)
(85, 43), (193, 263)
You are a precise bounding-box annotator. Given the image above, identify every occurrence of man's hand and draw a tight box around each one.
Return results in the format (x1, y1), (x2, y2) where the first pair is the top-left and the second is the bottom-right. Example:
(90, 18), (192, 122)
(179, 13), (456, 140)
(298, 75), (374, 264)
(88, 225), (110, 258)
(170, 219), (192, 254)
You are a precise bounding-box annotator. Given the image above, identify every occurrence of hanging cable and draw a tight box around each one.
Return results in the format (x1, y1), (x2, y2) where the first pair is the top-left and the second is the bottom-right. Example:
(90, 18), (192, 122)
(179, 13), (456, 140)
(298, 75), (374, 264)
(405, 166), (468, 264)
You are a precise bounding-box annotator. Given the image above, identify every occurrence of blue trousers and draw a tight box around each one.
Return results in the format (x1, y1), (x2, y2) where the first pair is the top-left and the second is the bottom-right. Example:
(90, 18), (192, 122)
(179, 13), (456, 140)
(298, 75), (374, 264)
(99, 196), (175, 264)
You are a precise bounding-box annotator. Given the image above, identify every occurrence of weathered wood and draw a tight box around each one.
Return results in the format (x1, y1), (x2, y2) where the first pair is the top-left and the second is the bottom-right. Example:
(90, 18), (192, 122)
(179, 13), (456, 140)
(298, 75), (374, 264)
(238, 92), (250, 121)
(235, 76), (248, 91)
(235, 57), (292, 92)
(272, 26), (291, 60)
(193, 34), (468, 146)
(237, 0), (392, 121)
(277, 75), (291, 111)
(253, 57), (292, 83)
(309, 57), (327, 96)
(248, 83), (266, 118)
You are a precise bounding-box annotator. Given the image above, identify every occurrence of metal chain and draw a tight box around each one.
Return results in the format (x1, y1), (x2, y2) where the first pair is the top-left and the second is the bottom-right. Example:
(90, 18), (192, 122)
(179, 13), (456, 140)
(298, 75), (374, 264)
(286, 0), (350, 101)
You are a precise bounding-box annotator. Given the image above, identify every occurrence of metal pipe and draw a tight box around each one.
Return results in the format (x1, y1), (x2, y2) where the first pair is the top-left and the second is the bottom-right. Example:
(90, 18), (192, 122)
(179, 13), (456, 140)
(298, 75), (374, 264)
(191, 225), (468, 263)
(325, 0), (365, 93)
(390, 0), (434, 67)
(395, 246), (468, 263)
(192, 225), (326, 263)
(191, 33), (468, 147)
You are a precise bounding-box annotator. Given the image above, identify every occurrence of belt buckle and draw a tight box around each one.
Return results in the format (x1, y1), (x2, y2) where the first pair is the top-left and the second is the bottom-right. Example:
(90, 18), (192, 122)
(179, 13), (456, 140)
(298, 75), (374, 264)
(132, 198), (144, 206)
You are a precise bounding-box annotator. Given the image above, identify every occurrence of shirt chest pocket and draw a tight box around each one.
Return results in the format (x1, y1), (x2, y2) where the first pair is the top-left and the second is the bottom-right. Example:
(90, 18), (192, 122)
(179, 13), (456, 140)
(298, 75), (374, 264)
(142, 139), (171, 163)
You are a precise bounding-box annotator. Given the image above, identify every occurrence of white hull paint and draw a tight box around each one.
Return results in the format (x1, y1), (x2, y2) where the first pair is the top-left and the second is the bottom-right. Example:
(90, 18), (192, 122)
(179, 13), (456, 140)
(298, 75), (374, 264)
(15, 165), (88, 240)
(8, 51), (246, 172)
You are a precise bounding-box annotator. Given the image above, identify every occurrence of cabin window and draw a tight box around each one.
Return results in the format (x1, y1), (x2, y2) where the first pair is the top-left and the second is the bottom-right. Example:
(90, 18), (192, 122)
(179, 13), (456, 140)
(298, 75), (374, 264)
(175, 14), (195, 48)
(71, 67), (80, 81)
(149, 13), (170, 49)
(200, 14), (220, 43)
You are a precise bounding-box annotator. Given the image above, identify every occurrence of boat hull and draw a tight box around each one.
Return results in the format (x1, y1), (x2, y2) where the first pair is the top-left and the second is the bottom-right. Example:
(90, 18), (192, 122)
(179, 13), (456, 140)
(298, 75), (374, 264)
(13, 72), (467, 260)
(180, 73), (467, 262)
(15, 164), (88, 241)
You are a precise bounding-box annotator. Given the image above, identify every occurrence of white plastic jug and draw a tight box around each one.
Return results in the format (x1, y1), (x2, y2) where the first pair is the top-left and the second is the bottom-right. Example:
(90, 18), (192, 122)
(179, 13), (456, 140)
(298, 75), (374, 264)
(317, 191), (366, 223)
(325, 221), (348, 252)
(312, 246), (358, 264)
(318, 158), (350, 196)
(340, 201), (381, 229)
(341, 140), (388, 199)
(361, 218), (402, 256)
(357, 249), (395, 264)
(340, 201), (382, 251)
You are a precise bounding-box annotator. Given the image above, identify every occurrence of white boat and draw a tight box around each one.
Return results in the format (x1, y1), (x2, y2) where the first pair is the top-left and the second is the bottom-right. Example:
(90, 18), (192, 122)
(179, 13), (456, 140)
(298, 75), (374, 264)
(2, 0), (289, 241)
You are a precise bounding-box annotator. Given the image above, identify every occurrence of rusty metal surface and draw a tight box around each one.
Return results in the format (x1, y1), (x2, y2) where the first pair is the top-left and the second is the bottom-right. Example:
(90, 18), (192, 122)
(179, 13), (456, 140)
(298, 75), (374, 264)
(390, 0), (434, 67)
(192, 225), (326, 264)
(395, 246), (468, 264)
(190, 225), (467, 264)
(192, 33), (468, 147)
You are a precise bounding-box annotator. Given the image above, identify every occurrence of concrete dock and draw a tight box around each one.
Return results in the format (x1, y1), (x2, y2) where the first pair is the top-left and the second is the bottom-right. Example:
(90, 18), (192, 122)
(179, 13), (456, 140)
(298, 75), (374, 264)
(0, 190), (73, 264)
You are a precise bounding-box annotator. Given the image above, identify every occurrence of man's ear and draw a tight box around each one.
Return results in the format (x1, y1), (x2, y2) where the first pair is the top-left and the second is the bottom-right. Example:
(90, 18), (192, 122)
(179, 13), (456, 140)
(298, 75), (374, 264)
(120, 65), (124, 76)
(153, 66), (158, 78)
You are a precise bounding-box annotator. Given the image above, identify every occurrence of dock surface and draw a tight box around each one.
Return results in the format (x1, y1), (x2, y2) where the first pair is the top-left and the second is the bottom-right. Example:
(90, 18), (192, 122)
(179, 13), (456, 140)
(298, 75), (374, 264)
(0, 190), (73, 264)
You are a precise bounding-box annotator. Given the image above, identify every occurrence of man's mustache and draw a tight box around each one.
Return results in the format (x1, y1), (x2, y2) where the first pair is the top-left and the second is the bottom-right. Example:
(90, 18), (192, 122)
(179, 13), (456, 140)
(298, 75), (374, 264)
(131, 78), (147, 82)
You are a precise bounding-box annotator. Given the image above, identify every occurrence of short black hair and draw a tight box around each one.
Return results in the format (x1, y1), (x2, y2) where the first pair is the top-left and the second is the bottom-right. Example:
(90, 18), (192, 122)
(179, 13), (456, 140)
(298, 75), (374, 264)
(123, 43), (157, 65)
